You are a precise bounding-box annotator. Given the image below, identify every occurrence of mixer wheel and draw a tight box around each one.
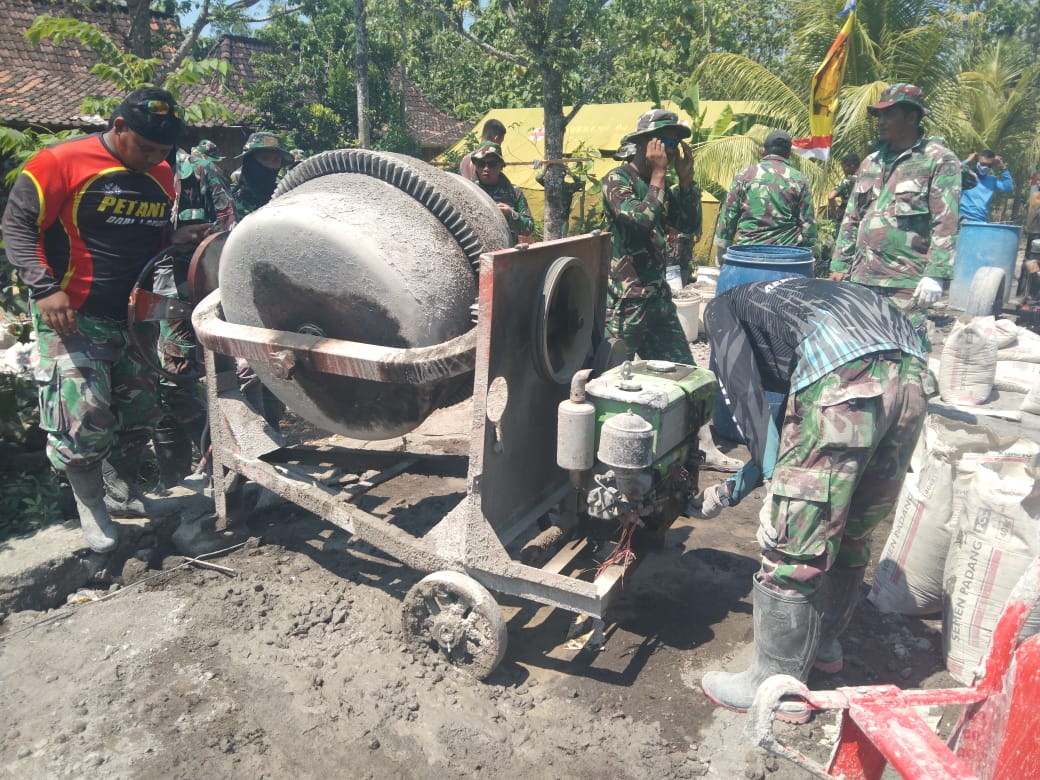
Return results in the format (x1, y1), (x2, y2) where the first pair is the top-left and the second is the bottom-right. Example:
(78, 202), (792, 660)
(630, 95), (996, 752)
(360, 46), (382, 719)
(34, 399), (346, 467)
(401, 571), (507, 680)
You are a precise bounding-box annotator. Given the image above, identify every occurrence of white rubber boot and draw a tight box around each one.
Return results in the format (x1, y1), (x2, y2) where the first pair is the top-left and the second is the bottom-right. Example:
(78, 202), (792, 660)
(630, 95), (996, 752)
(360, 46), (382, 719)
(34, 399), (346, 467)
(697, 423), (742, 472)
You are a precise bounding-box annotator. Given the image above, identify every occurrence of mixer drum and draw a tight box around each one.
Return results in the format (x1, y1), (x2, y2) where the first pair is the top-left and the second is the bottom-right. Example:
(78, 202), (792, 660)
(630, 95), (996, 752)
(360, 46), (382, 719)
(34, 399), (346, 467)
(218, 150), (511, 439)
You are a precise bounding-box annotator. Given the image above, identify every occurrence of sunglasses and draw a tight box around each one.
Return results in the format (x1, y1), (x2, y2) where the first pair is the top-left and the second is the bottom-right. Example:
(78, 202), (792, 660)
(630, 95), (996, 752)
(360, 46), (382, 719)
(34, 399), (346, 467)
(133, 100), (182, 119)
(659, 136), (681, 150)
(474, 159), (502, 169)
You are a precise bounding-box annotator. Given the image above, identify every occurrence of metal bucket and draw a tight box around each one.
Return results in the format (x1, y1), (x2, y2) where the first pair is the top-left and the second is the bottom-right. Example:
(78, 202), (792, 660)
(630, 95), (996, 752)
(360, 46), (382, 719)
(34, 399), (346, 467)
(949, 221), (1022, 310)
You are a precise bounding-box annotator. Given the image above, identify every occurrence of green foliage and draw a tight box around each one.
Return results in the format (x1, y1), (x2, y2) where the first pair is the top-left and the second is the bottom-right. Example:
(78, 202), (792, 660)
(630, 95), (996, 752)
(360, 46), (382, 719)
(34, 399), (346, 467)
(245, 0), (413, 152)
(25, 15), (235, 125)
(0, 125), (86, 188)
(0, 466), (68, 542)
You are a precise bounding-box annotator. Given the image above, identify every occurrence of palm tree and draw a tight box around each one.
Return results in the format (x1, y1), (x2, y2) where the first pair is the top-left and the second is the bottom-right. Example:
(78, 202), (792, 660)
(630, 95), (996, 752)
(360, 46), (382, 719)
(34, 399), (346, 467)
(690, 0), (978, 202)
(951, 39), (1040, 220)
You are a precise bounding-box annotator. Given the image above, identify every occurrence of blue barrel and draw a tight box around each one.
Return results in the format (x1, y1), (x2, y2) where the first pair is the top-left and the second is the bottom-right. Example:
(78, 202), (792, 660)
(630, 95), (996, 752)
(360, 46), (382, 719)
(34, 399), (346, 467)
(710, 244), (815, 443)
(948, 221), (1022, 311)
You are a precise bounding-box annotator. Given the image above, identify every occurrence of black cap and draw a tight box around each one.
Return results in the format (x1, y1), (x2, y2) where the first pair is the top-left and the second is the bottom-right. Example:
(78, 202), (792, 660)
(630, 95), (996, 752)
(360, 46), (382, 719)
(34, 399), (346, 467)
(113, 87), (183, 146)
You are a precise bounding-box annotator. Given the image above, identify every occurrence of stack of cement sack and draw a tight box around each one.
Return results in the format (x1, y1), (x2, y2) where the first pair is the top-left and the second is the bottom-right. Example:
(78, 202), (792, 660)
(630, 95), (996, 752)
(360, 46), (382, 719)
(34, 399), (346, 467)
(932, 315), (1040, 414)
(875, 315), (1040, 683)
(869, 413), (1040, 684)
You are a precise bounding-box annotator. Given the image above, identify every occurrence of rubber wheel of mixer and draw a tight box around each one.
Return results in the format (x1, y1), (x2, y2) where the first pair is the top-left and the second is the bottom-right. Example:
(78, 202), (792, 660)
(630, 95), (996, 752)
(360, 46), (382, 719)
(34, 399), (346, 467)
(401, 571), (507, 680)
(964, 267), (1006, 317)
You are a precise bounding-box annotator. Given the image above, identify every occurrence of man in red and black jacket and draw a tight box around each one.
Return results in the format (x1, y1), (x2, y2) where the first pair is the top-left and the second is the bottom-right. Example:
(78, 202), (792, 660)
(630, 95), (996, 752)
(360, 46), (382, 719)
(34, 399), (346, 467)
(2, 87), (209, 553)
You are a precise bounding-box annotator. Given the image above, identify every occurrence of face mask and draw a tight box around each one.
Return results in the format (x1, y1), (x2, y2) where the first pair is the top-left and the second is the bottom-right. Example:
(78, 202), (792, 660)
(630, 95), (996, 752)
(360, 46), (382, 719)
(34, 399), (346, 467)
(976, 164), (992, 176)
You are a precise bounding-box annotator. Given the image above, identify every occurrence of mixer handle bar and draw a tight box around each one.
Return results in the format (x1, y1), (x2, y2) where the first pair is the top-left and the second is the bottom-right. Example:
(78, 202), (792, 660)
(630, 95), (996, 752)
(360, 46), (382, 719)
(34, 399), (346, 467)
(191, 289), (476, 385)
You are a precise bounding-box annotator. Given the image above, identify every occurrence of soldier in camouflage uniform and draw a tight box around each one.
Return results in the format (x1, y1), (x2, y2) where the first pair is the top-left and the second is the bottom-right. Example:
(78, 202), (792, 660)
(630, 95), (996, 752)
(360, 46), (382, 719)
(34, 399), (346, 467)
(230, 132), (294, 217)
(1, 88), (209, 552)
(602, 111), (740, 472)
(831, 84), (961, 340)
(470, 142), (535, 243)
(228, 132), (295, 427)
(713, 129), (817, 263)
(826, 152), (861, 222)
(152, 139), (238, 487)
(602, 109), (700, 364)
(690, 278), (927, 716)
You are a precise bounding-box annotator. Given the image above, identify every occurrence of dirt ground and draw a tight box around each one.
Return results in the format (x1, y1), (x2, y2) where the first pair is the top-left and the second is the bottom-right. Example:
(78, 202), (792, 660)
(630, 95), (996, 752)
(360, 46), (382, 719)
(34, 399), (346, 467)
(0, 381), (967, 780)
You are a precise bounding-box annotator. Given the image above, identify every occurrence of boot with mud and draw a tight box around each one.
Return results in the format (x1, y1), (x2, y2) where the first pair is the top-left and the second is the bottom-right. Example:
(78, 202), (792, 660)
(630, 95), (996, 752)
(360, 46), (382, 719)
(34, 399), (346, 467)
(813, 565), (866, 674)
(66, 462), (120, 553)
(701, 577), (820, 723)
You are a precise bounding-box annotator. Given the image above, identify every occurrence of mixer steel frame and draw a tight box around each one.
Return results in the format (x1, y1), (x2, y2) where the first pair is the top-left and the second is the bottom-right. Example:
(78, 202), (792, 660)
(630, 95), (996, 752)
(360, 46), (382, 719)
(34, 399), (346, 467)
(193, 233), (655, 627)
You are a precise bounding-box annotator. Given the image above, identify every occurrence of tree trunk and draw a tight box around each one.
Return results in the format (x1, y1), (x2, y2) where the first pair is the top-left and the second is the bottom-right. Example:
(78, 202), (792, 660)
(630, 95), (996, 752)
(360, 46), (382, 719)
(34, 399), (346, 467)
(354, 0), (371, 148)
(541, 65), (567, 240)
(125, 0), (151, 59)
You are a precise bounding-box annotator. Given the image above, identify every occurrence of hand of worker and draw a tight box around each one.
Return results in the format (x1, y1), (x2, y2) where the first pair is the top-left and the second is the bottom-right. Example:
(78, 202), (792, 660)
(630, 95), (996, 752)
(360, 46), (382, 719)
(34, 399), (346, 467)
(675, 140), (694, 186)
(645, 138), (670, 176)
(912, 276), (943, 307)
(828, 271), (847, 282)
(36, 291), (78, 336)
(687, 482), (732, 519)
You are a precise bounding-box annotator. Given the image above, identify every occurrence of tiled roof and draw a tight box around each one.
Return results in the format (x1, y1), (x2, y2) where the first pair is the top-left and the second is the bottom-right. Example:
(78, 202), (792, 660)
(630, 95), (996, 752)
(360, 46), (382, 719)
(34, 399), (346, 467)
(0, 0), (469, 149)
(0, 0), (257, 129)
(396, 70), (472, 149)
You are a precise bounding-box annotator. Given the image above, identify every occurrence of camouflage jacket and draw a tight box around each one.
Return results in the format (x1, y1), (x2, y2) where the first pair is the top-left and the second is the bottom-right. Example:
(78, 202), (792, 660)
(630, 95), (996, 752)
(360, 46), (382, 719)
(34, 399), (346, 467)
(175, 150), (237, 231)
(601, 163), (702, 300)
(476, 174), (534, 243)
(714, 155), (817, 248)
(833, 135), (961, 287)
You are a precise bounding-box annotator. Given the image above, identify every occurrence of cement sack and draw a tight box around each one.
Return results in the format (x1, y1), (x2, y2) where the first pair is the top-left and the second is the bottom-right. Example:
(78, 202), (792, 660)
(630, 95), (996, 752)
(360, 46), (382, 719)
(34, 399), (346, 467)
(997, 326), (1040, 363)
(938, 318), (997, 405)
(993, 360), (1040, 393)
(1022, 381), (1040, 415)
(975, 316), (1019, 349)
(942, 462), (1040, 684)
(868, 431), (956, 615)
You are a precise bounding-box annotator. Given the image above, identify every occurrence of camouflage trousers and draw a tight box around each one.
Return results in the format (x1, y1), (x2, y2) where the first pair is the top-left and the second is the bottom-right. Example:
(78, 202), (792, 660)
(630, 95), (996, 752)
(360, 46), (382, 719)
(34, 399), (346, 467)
(606, 294), (694, 364)
(863, 285), (931, 351)
(757, 351), (927, 596)
(31, 304), (160, 471)
(154, 255), (206, 424)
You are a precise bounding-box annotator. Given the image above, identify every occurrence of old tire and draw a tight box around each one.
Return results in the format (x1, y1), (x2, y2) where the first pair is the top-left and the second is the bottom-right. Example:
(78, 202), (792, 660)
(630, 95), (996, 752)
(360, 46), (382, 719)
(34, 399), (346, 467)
(401, 571), (507, 680)
(964, 267), (1006, 317)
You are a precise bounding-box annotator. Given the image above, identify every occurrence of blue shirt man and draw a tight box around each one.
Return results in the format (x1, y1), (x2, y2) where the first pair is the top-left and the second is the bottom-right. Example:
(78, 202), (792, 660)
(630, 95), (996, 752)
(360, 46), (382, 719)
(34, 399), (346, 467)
(960, 150), (1013, 222)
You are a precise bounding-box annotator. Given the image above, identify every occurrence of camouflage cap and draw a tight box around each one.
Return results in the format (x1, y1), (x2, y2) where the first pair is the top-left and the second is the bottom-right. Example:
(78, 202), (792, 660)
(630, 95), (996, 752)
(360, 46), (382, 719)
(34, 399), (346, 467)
(621, 109), (692, 145)
(193, 138), (224, 160)
(868, 83), (930, 116)
(471, 141), (504, 162)
(237, 131), (294, 164)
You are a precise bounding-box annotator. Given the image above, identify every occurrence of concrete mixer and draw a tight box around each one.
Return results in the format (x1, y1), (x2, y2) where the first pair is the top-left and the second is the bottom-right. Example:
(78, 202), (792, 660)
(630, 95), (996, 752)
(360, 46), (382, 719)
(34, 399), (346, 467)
(178, 149), (716, 679)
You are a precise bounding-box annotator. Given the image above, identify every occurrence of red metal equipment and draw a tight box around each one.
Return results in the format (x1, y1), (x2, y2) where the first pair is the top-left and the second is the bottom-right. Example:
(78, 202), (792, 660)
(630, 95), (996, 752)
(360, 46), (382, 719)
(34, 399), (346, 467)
(746, 555), (1040, 779)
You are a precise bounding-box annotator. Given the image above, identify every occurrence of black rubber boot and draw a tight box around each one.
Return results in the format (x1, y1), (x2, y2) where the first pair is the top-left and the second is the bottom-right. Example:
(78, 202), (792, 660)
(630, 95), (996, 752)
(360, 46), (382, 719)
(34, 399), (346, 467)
(66, 463), (119, 553)
(153, 421), (194, 489)
(813, 566), (866, 674)
(701, 578), (820, 719)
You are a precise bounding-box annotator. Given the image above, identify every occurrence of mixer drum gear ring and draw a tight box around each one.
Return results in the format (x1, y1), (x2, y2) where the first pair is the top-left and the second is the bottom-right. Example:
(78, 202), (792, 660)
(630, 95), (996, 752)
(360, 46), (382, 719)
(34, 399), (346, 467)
(219, 151), (511, 439)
